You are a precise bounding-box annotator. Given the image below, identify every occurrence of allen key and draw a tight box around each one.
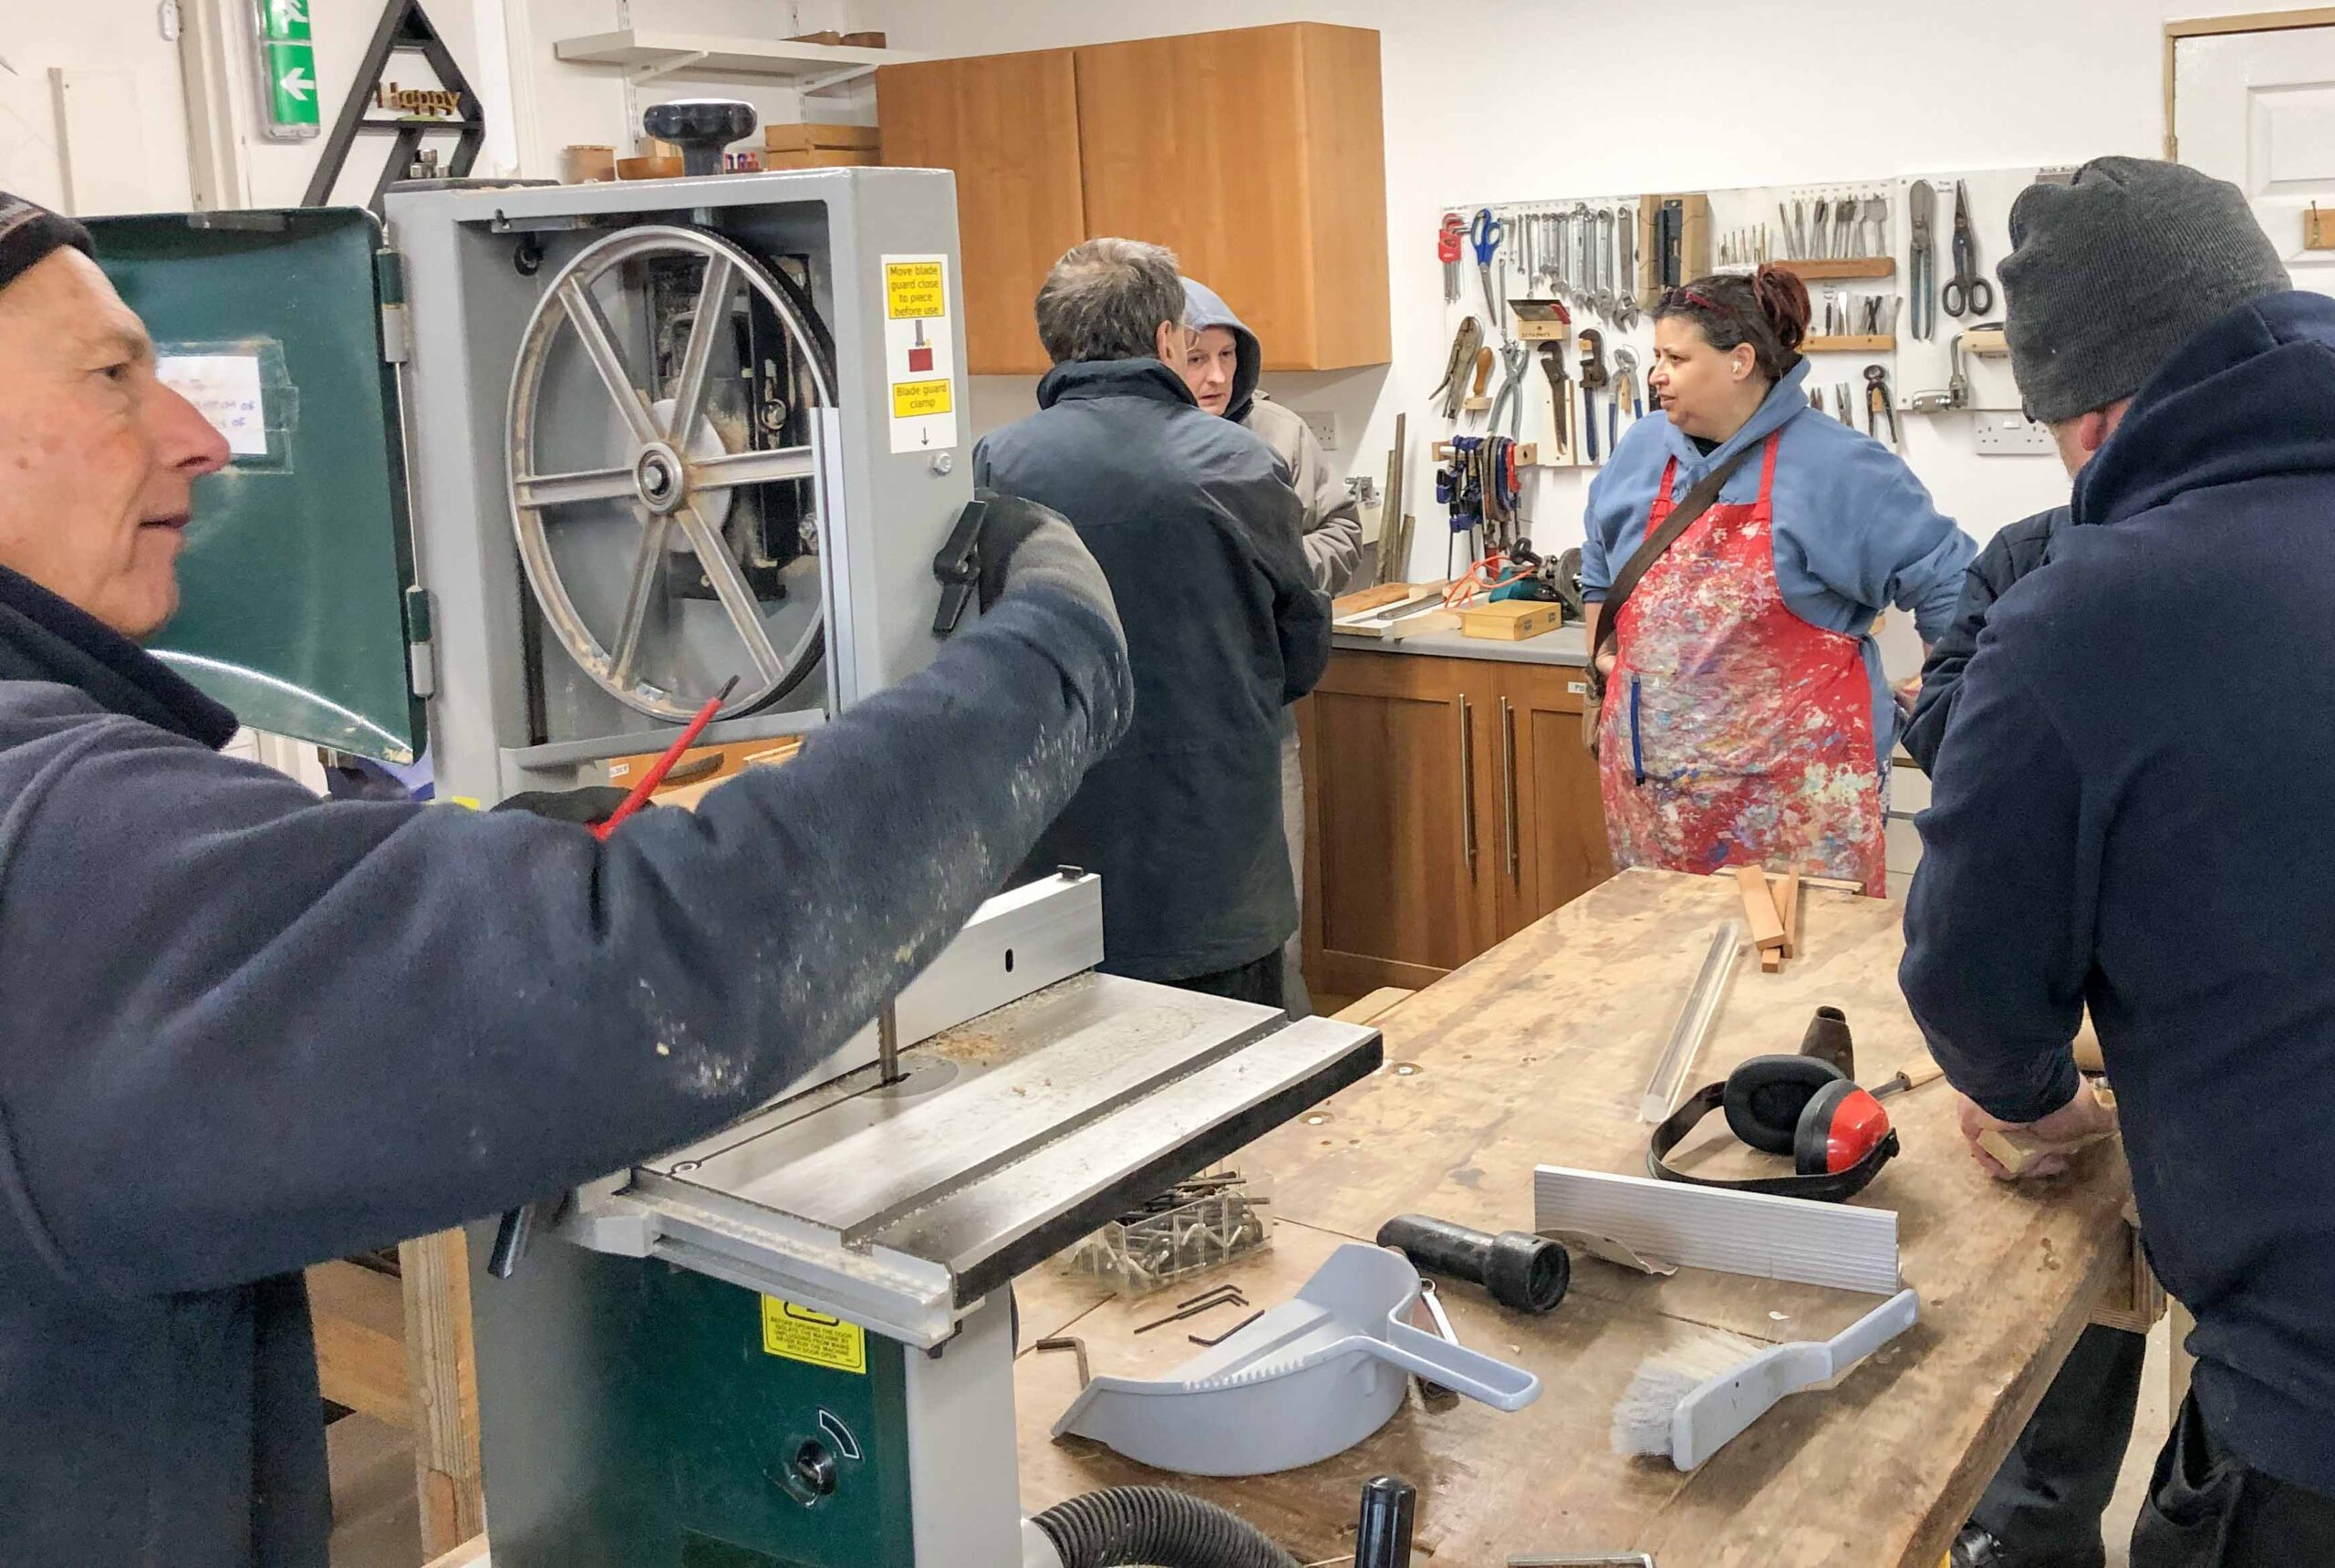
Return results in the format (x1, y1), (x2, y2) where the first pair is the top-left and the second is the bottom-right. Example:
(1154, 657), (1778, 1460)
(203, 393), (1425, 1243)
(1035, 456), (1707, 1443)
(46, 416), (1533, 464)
(1134, 1288), (1248, 1334)
(1188, 1308), (1264, 1347)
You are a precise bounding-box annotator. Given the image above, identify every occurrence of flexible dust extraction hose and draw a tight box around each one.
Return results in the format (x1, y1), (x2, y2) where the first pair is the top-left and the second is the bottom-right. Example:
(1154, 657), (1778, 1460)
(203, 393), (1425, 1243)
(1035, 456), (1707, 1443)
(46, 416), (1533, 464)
(1031, 1486), (1299, 1568)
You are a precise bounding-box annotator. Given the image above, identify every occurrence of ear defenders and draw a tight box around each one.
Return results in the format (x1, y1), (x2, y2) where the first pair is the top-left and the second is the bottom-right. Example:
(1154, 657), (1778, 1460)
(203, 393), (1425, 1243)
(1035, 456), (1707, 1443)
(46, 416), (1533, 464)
(1648, 1054), (1899, 1202)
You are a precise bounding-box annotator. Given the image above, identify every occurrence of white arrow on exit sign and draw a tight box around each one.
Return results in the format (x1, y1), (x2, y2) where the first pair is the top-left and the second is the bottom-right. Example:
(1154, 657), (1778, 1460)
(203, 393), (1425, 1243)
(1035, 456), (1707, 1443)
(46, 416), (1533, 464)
(278, 64), (314, 102)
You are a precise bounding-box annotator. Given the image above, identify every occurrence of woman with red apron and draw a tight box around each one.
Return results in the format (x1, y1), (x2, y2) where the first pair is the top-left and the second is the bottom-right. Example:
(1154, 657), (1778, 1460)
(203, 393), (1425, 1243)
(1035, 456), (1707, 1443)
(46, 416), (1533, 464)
(1583, 268), (1975, 897)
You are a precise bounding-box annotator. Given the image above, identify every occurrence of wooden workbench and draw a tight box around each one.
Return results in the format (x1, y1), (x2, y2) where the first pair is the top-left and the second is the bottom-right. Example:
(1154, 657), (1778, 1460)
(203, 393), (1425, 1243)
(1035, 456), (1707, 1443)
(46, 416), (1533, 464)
(1011, 868), (2135, 1566)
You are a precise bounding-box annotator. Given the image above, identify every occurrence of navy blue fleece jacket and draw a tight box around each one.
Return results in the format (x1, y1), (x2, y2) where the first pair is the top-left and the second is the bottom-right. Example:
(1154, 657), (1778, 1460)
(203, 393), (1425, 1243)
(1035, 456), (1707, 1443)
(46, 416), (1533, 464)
(1900, 290), (2335, 1495)
(0, 559), (1130, 1566)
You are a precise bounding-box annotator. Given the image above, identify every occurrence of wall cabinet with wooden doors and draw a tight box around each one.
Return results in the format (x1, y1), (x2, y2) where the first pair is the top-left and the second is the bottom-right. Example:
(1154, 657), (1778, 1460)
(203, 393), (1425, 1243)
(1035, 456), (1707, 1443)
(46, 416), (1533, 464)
(874, 47), (1088, 375)
(877, 23), (1390, 376)
(1299, 650), (1614, 997)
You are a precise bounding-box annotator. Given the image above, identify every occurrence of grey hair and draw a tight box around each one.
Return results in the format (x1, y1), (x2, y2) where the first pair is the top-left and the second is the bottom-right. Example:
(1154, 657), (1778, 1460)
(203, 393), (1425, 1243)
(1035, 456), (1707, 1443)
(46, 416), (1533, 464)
(1033, 237), (1186, 364)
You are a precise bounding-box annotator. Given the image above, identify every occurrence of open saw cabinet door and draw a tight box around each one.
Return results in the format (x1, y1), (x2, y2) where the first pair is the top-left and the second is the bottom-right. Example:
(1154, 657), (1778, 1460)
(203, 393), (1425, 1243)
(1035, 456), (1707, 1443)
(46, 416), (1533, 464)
(86, 208), (424, 763)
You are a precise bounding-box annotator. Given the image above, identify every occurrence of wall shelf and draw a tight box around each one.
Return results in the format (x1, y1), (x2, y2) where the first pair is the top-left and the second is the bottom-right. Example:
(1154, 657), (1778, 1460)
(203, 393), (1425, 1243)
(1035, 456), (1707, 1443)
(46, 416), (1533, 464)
(1802, 334), (1895, 353)
(1775, 256), (1897, 281)
(553, 30), (926, 91)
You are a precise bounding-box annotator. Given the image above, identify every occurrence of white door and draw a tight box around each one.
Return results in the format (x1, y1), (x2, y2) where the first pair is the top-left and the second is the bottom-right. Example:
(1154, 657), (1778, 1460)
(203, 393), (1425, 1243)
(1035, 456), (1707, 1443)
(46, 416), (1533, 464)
(2174, 21), (2335, 297)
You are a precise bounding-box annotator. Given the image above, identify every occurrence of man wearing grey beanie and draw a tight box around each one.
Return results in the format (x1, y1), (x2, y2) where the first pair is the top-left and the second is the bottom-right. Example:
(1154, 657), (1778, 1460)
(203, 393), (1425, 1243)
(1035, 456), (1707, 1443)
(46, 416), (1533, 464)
(1902, 156), (2335, 1567)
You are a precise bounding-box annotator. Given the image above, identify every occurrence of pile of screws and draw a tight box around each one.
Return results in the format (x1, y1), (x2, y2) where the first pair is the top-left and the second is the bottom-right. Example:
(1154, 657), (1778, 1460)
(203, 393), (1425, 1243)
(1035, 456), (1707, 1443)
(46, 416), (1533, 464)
(1063, 1169), (1271, 1296)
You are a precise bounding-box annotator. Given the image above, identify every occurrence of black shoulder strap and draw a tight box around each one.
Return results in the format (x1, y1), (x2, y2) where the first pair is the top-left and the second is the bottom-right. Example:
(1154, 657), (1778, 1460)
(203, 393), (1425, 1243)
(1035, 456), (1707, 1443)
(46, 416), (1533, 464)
(1590, 440), (1763, 687)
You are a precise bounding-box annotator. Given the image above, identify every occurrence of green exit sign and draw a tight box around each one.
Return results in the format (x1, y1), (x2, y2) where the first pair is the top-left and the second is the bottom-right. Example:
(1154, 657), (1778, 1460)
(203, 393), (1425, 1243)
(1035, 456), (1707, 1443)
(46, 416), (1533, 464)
(254, 0), (319, 137)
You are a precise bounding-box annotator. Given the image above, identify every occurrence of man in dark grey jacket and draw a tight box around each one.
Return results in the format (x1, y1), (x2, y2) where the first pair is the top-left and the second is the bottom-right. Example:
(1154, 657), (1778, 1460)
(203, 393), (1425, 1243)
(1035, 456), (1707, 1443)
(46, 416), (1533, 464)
(977, 239), (1330, 1006)
(0, 192), (1133, 1568)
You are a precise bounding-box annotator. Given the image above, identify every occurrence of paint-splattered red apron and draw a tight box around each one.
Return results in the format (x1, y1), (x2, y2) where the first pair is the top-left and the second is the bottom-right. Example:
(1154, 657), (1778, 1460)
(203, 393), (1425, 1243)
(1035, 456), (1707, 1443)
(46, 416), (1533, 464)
(1599, 434), (1887, 896)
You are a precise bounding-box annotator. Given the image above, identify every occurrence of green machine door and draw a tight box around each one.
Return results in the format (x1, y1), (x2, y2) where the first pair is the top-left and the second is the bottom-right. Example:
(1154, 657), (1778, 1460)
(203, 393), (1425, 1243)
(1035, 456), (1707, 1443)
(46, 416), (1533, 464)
(85, 209), (424, 763)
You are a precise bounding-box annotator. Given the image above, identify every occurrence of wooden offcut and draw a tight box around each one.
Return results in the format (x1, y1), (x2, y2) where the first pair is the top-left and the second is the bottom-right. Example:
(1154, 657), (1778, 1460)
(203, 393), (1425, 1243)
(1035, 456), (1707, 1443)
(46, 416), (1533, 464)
(1458, 599), (1565, 642)
(763, 121), (881, 153)
(1769, 871), (1802, 958)
(307, 1261), (408, 1428)
(1735, 863), (1788, 951)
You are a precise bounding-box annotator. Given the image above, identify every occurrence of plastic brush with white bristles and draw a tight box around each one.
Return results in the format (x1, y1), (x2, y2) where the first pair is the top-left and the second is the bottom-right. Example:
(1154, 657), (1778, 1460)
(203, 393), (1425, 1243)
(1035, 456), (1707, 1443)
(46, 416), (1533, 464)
(1611, 1287), (1920, 1469)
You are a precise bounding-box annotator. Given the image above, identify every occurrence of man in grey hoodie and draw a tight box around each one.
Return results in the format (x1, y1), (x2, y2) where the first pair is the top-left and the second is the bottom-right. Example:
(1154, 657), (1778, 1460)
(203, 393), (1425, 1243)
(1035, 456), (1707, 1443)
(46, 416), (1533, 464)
(1178, 277), (1363, 1012)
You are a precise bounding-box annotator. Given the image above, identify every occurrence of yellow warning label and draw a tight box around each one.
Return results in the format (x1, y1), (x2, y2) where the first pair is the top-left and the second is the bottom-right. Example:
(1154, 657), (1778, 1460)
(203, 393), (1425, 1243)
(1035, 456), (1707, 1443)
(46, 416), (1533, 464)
(891, 378), (953, 420)
(761, 1297), (867, 1374)
(885, 260), (947, 319)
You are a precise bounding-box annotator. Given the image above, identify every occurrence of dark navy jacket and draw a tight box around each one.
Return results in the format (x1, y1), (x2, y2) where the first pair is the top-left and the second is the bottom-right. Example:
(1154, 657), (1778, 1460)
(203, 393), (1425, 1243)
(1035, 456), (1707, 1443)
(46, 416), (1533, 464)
(1901, 290), (2335, 1495)
(0, 562), (1130, 1566)
(977, 358), (1329, 981)
(1901, 505), (2070, 774)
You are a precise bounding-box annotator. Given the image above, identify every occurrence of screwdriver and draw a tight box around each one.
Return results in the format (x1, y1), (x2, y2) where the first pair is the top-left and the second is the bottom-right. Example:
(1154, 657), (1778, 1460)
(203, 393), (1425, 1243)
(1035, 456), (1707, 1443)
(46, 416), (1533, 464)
(593, 676), (739, 840)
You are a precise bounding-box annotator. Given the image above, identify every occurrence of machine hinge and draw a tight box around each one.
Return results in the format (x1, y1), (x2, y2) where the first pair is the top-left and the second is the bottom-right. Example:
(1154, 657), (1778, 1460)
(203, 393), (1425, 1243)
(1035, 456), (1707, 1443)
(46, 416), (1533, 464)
(375, 248), (411, 364)
(403, 585), (437, 699)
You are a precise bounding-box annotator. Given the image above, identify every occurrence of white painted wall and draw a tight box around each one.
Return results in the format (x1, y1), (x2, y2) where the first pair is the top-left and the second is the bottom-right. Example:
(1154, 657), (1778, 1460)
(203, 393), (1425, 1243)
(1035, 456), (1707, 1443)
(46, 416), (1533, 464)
(0, 0), (196, 214)
(851, 0), (2330, 673)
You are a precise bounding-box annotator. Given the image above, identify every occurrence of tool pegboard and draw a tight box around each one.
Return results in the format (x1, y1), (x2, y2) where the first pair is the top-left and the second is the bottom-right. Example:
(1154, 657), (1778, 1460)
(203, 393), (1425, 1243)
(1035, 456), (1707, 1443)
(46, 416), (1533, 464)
(1437, 164), (2060, 441)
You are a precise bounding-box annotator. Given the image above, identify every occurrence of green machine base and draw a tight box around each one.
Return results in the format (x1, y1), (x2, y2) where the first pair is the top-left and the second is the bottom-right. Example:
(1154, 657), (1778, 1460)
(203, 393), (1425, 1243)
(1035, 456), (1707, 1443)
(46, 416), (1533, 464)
(471, 1229), (939, 1568)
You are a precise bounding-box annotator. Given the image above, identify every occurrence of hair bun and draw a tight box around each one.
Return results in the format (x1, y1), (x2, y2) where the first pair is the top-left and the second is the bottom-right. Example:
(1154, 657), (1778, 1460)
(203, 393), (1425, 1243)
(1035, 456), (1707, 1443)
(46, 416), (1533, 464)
(1751, 265), (1811, 354)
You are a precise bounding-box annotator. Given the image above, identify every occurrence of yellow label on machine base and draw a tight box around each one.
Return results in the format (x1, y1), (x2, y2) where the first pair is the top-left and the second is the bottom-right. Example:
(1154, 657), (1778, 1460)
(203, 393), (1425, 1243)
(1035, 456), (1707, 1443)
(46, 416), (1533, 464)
(761, 1296), (867, 1374)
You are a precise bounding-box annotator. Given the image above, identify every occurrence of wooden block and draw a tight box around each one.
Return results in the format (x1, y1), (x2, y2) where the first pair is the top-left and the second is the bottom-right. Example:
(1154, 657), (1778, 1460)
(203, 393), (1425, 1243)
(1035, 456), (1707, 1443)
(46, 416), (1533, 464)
(1332, 581), (1417, 618)
(616, 155), (684, 181)
(1767, 872), (1801, 959)
(2308, 206), (2333, 251)
(307, 1261), (410, 1428)
(1760, 948), (1783, 973)
(762, 147), (881, 170)
(1977, 1126), (2112, 1178)
(1801, 334), (1896, 354)
(1734, 864), (1787, 951)
(560, 144), (615, 183)
(1458, 599), (1565, 642)
(647, 737), (803, 813)
(764, 121), (881, 153)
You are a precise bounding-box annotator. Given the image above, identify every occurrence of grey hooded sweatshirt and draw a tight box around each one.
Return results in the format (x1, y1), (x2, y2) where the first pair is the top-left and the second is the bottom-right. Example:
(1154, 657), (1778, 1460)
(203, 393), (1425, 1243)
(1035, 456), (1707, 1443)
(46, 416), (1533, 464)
(1182, 279), (1365, 596)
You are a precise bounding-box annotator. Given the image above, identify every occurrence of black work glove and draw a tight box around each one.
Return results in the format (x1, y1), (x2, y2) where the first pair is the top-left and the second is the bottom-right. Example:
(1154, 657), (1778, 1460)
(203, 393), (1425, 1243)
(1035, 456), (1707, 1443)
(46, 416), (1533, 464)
(974, 489), (1124, 646)
(493, 785), (634, 827)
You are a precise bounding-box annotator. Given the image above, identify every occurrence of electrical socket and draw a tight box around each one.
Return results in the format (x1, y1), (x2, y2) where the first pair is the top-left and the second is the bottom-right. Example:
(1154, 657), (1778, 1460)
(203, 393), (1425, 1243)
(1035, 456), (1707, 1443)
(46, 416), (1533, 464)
(1974, 411), (2055, 455)
(1302, 410), (1340, 452)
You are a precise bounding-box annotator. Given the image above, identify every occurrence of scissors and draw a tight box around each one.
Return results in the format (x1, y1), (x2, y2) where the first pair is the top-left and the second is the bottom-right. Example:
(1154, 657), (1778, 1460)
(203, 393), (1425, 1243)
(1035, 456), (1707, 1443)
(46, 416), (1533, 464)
(1941, 181), (1994, 319)
(1470, 207), (1506, 329)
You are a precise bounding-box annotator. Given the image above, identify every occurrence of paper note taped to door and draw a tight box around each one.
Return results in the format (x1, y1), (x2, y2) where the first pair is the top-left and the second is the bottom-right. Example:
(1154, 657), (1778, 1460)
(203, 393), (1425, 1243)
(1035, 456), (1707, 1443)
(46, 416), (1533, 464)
(157, 354), (268, 456)
(762, 1296), (867, 1374)
(882, 253), (958, 453)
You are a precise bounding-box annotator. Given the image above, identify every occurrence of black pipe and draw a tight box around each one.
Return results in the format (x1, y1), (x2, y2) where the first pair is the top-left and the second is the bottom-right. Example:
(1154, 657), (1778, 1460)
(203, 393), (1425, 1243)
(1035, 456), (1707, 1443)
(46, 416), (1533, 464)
(1375, 1214), (1570, 1314)
(1031, 1486), (1298, 1568)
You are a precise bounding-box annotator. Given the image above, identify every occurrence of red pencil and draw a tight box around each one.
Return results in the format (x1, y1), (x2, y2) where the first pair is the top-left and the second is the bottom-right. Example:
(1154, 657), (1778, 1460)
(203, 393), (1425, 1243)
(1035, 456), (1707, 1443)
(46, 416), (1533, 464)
(593, 676), (741, 841)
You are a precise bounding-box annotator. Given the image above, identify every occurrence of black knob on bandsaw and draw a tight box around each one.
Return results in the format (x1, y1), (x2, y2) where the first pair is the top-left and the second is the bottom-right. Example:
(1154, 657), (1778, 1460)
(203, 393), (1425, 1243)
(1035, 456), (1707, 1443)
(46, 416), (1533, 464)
(643, 99), (758, 177)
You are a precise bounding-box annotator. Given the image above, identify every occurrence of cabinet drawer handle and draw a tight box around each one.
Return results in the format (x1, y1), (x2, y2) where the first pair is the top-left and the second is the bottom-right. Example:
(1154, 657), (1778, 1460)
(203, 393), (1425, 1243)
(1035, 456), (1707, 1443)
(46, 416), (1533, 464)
(1458, 694), (1478, 877)
(1501, 696), (1519, 885)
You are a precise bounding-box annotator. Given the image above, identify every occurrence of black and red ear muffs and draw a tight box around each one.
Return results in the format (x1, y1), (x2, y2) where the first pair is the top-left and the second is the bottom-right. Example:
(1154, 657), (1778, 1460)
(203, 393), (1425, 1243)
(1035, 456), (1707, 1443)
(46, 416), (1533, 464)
(1648, 1054), (1899, 1202)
